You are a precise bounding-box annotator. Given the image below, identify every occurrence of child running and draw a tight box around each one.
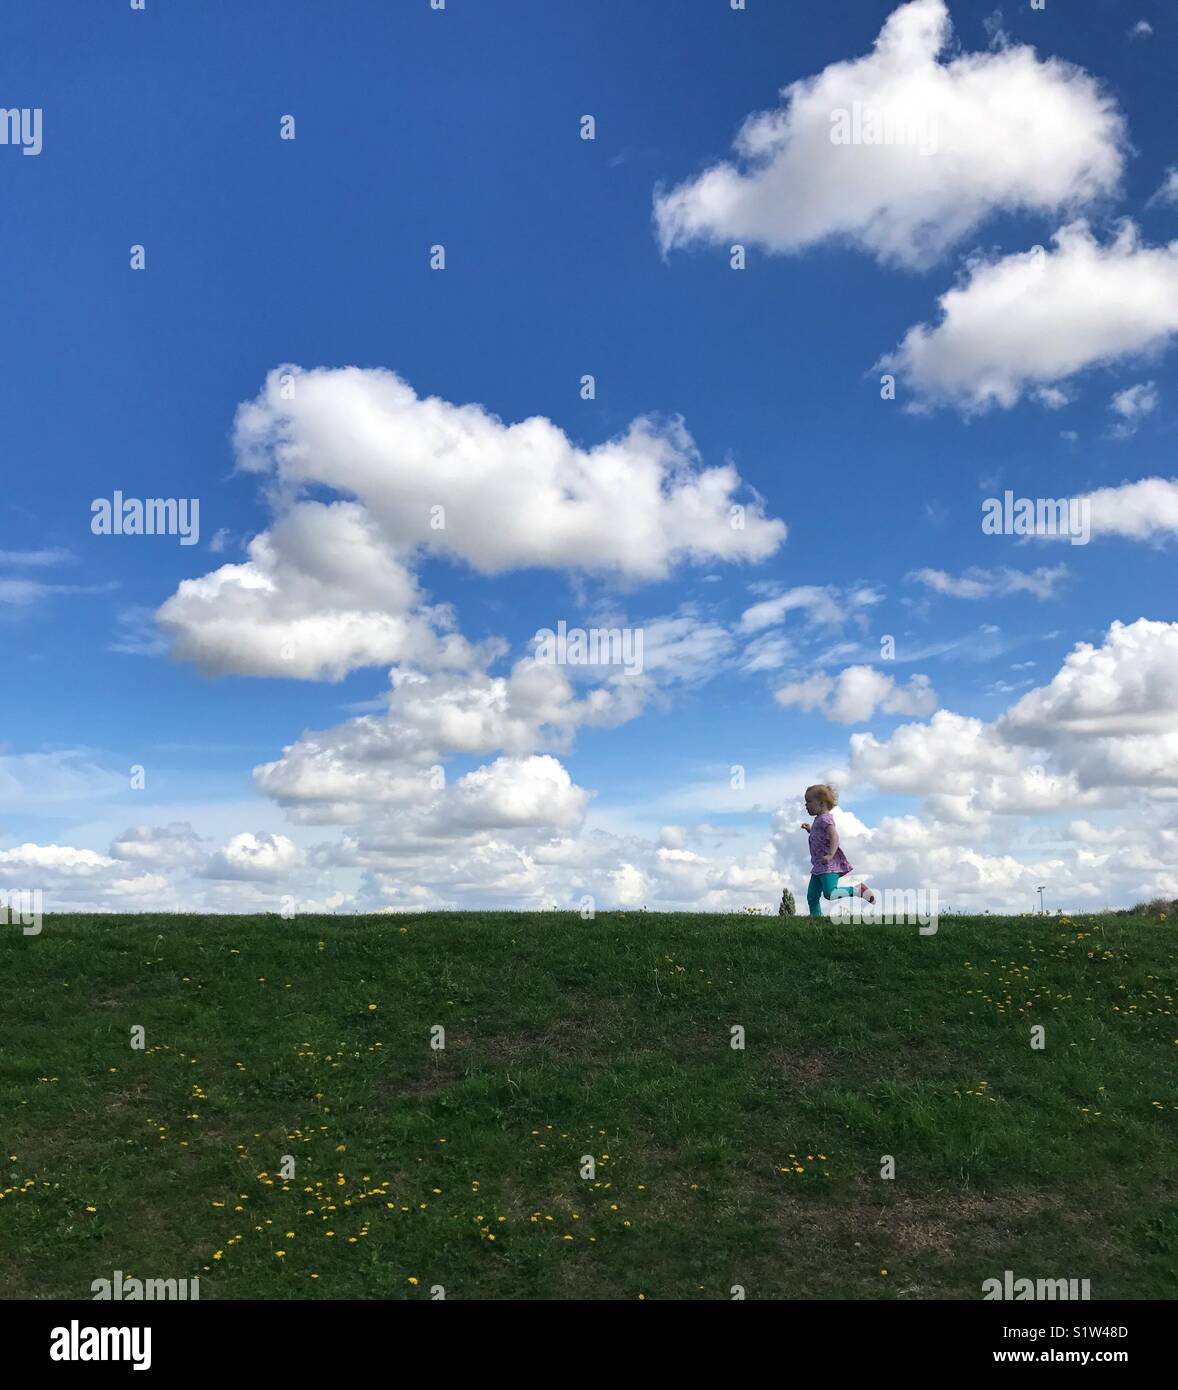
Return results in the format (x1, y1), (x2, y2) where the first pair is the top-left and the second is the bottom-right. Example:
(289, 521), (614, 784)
(800, 783), (875, 918)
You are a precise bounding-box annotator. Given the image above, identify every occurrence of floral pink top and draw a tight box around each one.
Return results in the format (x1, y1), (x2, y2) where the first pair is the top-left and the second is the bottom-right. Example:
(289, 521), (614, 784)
(809, 812), (852, 876)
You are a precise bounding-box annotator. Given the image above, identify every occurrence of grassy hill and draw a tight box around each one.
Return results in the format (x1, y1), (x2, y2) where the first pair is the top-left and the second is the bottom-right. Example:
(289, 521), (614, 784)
(2, 910), (1175, 1300)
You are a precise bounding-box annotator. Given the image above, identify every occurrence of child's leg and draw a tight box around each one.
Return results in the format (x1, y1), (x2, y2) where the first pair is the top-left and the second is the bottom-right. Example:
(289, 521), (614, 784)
(806, 875), (824, 916)
(821, 873), (857, 901)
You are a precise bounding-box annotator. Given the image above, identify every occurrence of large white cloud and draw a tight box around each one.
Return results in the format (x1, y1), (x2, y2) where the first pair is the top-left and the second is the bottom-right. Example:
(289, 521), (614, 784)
(229, 365), (785, 577)
(437, 755), (591, 833)
(1001, 619), (1178, 740)
(158, 367), (785, 681)
(254, 659), (650, 824)
(0, 842), (173, 913)
(852, 709), (1019, 794)
(850, 620), (1178, 822)
(999, 619), (1178, 790)
(879, 221), (1178, 411)
(157, 500), (476, 681)
(654, 0), (1124, 269)
(1081, 478), (1178, 542)
(201, 832), (302, 881)
(849, 709), (1100, 822)
(0, 843), (115, 877)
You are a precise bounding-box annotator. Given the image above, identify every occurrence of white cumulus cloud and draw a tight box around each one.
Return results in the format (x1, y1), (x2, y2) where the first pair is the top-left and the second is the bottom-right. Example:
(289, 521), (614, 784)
(1081, 478), (1178, 542)
(878, 221), (1178, 412)
(158, 366), (785, 681)
(775, 666), (937, 723)
(654, 0), (1124, 269)
(202, 832), (302, 881)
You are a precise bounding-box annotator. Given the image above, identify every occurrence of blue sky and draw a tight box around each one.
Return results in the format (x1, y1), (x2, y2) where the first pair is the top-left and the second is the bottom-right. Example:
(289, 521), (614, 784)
(2, 0), (1177, 915)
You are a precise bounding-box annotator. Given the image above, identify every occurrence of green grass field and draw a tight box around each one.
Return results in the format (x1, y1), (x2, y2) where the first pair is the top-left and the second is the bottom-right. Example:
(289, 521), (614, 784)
(2, 911), (1175, 1300)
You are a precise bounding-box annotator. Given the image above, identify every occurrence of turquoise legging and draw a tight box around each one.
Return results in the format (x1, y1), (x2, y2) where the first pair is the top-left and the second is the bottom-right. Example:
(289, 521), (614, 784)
(808, 873), (858, 916)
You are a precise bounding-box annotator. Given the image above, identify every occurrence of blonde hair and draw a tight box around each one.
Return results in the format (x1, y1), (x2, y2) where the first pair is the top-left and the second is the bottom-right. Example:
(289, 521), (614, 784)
(805, 783), (838, 812)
